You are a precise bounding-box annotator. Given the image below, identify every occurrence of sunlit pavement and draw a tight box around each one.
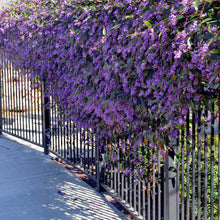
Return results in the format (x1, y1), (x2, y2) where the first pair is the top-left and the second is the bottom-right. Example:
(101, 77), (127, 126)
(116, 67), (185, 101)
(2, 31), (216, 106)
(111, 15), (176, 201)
(0, 134), (128, 220)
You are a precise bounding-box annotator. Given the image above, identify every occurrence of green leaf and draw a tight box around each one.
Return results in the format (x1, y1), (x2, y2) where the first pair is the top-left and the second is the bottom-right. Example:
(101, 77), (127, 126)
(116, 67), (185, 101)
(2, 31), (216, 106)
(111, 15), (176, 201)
(111, 24), (119, 30)
(174, 153), (180, 167)
(103, 100), (108, 108)
(209, 72), (218, 84)
(70, 29), (75, 34)
(175, 124), (182, 129)
(147, 85), (156, 89)
(203, 33), (214, 39)
(210, 54), (220, 60)
(190, 100), (196, 114)
(110, 90), (116, 100)
(177, 15), (184, 20)
(143, 20), (152, 28)
(23, 12), (30, 18)
(177, 94), (182, 105)
(201, 17), (213, 24)
(149, 99), (160, 105)
(210, 49), (220, 54)
(187, 37), (191, 48)
(123, 15), (134, 20)
(175, 5), (184, 11)
(208, 24), (213, 33)
(40, 20), (45, 27)
(102, 27), (106, 36)
(202, 99), (212, 110)
(210, 98), (217, 102)
(127, 58), (134, 67)
(211, 83), (219, 90)
(193, 1), (199, 12)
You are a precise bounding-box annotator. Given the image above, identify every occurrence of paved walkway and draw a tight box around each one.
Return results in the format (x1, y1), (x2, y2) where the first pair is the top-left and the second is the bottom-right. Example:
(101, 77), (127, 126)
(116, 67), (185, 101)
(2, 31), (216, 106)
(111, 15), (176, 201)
(0, 134), (127, 220)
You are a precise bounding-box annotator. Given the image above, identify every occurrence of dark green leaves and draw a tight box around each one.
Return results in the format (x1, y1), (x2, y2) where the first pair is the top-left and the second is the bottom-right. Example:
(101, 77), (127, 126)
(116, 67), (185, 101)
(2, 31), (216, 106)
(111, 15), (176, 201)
(210, 49), (220, 60)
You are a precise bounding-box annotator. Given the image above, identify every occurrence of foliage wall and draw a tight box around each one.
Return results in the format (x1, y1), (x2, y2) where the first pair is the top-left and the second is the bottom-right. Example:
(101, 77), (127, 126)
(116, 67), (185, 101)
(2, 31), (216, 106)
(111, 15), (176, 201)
(0, 0), (219, 176)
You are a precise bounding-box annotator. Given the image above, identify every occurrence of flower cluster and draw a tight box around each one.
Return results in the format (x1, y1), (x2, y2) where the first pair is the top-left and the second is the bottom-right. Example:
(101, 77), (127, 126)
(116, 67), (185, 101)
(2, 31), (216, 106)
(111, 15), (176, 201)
(0, 0), (219, 178)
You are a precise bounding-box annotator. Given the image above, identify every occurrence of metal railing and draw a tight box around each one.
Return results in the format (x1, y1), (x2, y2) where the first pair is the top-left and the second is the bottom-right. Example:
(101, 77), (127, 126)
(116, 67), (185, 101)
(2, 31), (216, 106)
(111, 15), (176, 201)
(0, 53), (43, 145)
(0, 54), (220, 220)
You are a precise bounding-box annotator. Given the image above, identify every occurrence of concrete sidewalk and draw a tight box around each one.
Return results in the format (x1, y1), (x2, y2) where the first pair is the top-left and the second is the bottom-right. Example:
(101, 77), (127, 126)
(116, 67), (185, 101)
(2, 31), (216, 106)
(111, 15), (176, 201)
(0, 134), (127, 220)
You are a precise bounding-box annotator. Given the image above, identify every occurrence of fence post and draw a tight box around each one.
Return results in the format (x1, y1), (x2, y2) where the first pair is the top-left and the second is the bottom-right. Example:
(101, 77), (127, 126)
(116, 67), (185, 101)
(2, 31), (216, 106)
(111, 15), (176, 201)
(164, 138), (179, 220)
(95, 135), (105, 192)
(42, 80), (50, 155)
(96, 145), (101, 192)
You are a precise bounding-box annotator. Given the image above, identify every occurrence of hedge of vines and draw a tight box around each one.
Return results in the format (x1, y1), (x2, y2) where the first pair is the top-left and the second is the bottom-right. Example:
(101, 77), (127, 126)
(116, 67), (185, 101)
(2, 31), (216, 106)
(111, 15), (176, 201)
(0, 0), (219, 178)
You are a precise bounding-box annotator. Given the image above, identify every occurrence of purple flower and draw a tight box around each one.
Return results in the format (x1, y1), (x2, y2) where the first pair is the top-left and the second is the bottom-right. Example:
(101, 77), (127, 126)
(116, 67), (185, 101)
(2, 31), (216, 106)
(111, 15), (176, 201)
(146, 163), (152, 167)
(174, 50), (182, 59)
(177, 118), (185, 125)
(153, 157), (159, 162)
(181, 0), (189, 6)
(169, 13), (177, 26)
(140, 156), (145, 162)
(200, 43), (209, 56)
(152, 144), (157, 149)
(193, 95), (200, 102)
(112, 155), (117, 161)
(160, 150), (166, 156)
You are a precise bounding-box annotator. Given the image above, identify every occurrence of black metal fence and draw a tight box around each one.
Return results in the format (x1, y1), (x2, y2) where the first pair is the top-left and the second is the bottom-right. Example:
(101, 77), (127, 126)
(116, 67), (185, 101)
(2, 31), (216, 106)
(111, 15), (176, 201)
(0, 53), (43, 145)
(0, 54), (220, 220)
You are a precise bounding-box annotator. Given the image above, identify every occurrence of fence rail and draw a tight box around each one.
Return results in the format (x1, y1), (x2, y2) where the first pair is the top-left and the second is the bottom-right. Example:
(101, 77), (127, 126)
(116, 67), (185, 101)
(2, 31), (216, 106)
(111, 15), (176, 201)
(0, 54), (220, 220)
